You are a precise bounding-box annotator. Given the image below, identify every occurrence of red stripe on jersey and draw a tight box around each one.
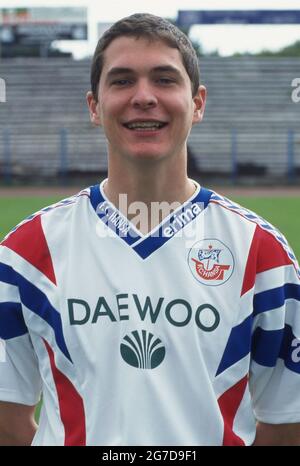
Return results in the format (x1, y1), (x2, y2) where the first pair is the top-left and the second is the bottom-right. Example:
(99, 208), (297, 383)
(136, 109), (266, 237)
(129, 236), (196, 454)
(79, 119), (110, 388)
(218, 375), (247, 446)
(241, 225), (293, 296)
(44, 340), (86, 446)
(2, 215), (56, 285)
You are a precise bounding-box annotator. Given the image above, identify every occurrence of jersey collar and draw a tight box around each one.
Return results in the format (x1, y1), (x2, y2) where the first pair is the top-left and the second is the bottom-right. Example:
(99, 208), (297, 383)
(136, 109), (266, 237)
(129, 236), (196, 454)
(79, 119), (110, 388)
(90, 179), (212, 259)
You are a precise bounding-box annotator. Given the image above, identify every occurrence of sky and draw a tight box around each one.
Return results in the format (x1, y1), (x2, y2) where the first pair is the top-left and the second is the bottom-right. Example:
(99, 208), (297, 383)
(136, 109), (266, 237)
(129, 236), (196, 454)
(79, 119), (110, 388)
(1, 0), (300, 57)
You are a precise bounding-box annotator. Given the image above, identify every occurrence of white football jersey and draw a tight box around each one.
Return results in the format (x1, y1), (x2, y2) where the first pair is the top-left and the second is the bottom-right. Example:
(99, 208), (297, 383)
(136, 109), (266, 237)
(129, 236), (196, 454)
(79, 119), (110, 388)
(0, 180), (300, 446)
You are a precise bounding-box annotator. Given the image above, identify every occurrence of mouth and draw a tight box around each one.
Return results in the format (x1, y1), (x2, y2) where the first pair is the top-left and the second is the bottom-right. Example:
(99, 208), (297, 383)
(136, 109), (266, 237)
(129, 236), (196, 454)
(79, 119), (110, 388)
(123, 120), (168, 131)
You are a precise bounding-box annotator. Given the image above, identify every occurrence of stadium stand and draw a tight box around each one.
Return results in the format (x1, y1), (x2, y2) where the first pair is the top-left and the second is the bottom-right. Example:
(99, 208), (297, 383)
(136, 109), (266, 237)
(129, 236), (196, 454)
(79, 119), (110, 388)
(191, 57), (300, 181)
(0, 57), (299, 183)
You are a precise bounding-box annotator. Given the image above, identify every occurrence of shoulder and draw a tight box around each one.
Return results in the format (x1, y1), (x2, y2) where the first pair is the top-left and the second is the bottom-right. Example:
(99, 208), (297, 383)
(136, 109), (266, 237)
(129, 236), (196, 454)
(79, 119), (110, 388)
(208, 189), (300, 280)
(1, 187), (91, 246)
(0, 188), (91, 283)
(209, 190), (277, 231)
(209, 189), (289, 243)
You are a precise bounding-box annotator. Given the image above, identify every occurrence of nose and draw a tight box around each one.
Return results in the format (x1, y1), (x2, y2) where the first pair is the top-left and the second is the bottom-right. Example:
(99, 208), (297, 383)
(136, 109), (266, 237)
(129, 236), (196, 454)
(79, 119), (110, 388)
(130, 79), (158, 109)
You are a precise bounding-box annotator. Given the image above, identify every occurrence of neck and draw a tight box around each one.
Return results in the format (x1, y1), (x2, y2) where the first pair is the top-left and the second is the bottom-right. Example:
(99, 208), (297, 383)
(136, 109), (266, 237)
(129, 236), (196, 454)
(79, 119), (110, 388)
(103, 154), (197, 234)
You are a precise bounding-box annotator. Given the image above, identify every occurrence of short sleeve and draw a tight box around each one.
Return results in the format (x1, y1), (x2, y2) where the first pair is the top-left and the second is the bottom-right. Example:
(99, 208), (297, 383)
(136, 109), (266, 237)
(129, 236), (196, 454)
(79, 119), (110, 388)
(249, 227), (300, 424)
(0, 251), (42, 406)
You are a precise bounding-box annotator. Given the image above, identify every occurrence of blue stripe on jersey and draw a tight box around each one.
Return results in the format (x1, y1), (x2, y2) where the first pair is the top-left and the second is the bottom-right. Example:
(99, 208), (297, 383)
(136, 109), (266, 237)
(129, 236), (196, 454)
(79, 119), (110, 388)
(252, 324), (300, 373)
(254, 283), (300, 316)
(194, 186), (213, 209)
(216, 314), (252, 376)
(0, 263), (72, 362)
(133, 232), (165, 259)
(0, 302), (27, 339)
(251, 327), (283, 367)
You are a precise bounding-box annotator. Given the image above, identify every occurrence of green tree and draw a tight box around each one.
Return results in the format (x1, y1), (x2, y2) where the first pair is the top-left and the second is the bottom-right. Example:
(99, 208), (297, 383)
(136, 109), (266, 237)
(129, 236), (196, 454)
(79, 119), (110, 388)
(233, 40), (300, 58)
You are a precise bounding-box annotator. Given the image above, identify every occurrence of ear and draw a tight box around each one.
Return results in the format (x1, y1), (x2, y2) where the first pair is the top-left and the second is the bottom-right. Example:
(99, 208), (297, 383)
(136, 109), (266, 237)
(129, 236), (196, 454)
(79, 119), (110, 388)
(86, 91), (102, 126)
(192, 85), (207, 125)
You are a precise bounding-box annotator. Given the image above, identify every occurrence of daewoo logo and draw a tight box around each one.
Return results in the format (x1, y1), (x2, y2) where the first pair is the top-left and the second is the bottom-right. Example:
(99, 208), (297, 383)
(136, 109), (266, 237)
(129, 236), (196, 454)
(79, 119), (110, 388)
(120, 330), (165, 369)
(68, 294), (220, 331)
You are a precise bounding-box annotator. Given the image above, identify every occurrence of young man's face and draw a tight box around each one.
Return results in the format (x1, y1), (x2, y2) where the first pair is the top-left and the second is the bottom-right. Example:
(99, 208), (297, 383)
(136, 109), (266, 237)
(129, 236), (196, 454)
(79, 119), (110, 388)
(87, 36), (206, 164)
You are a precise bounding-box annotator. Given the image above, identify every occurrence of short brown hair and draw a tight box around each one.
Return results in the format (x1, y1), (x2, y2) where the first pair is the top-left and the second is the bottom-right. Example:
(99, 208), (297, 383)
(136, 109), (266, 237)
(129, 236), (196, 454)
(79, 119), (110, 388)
(90, 13), (200, 100)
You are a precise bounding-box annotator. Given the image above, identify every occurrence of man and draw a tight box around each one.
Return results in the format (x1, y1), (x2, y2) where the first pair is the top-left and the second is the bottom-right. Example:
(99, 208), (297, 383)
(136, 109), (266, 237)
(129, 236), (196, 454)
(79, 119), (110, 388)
(0, 13), (300, 446)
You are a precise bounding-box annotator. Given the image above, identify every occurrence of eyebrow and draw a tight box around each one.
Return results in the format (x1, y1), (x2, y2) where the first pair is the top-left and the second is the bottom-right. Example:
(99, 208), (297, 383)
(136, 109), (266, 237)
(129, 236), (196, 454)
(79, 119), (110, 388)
(106, 65), (183, 80)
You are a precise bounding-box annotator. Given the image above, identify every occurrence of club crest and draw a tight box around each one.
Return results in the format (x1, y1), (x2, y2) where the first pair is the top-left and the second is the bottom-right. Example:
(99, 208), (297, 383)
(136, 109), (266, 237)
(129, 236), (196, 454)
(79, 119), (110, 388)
(188, 239), (234, 286)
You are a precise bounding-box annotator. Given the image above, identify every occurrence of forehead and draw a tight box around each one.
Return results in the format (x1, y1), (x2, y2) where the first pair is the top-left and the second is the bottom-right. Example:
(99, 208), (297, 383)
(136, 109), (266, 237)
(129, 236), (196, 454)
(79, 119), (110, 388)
(101, 36), (187, 76)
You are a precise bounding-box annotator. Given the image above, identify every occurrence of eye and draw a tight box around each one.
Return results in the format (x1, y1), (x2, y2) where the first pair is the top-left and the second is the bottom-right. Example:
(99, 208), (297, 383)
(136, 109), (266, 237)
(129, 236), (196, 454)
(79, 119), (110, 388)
(111, 79), (132, 86)
(157, 77), (175, 85)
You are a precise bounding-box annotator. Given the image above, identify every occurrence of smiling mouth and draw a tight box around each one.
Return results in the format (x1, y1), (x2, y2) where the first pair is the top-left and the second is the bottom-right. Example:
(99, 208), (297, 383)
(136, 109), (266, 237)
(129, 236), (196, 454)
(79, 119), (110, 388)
(123, 121), (168, 131)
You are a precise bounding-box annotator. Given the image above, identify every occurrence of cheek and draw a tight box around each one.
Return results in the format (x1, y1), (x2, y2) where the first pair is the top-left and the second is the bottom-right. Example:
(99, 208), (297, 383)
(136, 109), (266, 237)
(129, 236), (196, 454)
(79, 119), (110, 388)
(100, 105), (121, 129)
(170, 96), (194, 119)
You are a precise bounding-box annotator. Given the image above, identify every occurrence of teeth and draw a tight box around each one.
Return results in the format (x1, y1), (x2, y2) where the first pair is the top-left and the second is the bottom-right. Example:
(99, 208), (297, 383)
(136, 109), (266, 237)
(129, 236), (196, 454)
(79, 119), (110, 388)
(126, 121), (164, 129)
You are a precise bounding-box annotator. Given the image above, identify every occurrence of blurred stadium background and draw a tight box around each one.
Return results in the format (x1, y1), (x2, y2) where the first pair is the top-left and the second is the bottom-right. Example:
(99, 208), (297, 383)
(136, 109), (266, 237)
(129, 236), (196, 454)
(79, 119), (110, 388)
(0, 5), (299, 255)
